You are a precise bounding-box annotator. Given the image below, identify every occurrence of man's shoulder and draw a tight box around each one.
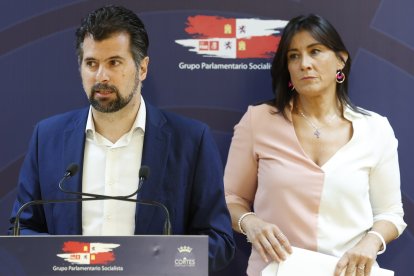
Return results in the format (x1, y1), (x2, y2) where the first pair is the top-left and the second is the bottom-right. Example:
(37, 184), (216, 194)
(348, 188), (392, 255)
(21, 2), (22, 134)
(162, 109), (206, 127)
(37, 107), (89, 128)
(147, 103), (208, 132)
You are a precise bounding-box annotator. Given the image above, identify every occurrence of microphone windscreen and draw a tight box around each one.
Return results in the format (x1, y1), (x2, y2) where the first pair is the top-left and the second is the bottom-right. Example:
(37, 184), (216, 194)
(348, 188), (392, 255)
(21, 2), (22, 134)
(139, 165), (150, 180)
(66, 163), (79, 176)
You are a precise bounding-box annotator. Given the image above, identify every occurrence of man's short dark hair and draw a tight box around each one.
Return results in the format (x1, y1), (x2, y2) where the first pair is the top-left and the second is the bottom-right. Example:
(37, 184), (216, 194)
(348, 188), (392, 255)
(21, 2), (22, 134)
(75, 5), (149, 67)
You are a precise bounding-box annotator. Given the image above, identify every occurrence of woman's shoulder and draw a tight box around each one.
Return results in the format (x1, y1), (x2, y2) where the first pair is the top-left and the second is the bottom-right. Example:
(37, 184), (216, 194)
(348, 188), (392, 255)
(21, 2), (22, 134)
(247, 102), (279, 115)
(346, 106), (394, 133)
(346, 106), (388, 122)
(237, 103), (288, 133)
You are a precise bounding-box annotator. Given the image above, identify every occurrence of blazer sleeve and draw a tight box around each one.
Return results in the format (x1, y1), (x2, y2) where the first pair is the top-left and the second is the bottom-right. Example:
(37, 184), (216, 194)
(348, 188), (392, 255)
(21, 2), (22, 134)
(187, 124), (236, 271)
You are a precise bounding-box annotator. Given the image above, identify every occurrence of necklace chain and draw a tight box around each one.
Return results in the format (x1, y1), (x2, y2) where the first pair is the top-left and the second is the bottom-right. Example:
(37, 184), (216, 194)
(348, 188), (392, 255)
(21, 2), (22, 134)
(298, 110), (338, 139)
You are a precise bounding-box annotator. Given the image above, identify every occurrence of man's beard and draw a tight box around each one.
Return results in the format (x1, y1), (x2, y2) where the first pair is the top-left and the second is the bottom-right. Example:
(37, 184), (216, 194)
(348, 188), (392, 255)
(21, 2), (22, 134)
(89, 76), (140, 113)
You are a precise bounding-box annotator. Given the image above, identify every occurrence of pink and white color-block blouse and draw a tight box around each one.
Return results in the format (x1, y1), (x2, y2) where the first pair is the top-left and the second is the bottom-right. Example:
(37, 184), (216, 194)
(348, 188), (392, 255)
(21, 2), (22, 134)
(224, 104), (406, 276)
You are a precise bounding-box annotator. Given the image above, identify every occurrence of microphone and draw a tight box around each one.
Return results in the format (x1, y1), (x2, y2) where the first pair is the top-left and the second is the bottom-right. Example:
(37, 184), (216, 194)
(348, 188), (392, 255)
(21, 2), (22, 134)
(64, 163), (79, 177)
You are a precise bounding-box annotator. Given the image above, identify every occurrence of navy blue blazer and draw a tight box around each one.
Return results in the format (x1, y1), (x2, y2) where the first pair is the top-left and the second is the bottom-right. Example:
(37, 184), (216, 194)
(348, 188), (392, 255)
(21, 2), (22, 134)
(9, 102), (235, 271)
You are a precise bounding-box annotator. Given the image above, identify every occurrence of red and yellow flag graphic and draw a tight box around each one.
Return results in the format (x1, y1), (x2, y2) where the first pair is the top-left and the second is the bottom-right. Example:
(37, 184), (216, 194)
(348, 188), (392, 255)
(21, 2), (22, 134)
(57, 241), (120, 265)
(176, 15), (288, 59)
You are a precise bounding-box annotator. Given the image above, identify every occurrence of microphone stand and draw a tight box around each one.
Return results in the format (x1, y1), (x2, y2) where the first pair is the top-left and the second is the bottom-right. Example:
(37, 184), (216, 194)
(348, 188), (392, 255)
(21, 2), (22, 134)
(59, 165), (172, 235)
(12, 196), (172, 236)
(13, 165), (171, 236)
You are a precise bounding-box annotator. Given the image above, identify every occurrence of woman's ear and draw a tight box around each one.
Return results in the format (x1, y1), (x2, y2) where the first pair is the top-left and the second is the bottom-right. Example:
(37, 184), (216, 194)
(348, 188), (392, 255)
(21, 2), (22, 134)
(337, 51), (349, 69)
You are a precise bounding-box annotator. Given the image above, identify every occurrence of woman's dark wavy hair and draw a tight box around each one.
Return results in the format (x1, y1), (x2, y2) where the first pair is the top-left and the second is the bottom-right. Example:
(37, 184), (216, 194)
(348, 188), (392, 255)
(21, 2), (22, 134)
(270, 14), (367, 118)
(75, 5), (149, 68)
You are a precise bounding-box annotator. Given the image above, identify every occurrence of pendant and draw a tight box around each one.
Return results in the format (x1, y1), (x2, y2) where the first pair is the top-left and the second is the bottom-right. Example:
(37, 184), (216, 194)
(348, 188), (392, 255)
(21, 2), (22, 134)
(314, 129), (321, 138)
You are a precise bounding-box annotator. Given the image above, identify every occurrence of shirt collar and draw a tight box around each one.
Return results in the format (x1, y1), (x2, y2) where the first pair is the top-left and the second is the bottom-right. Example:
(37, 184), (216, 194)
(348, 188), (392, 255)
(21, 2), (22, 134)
(343, 104), (366, 121)
(85, 95), (147, 136)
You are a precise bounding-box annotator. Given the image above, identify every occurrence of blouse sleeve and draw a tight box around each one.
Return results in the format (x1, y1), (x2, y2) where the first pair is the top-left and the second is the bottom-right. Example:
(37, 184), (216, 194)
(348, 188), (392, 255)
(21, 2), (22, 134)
(224, 106), (258, 210)
(370, 116), (407, 235)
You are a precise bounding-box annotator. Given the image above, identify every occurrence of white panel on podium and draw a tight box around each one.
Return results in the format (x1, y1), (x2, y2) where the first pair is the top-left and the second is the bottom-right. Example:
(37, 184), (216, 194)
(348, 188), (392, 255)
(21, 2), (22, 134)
(261, 246), (393, 276)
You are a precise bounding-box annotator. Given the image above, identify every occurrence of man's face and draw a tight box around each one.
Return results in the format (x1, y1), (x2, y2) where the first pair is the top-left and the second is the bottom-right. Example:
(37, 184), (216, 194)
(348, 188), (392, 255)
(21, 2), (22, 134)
(80, 32), (148, 113)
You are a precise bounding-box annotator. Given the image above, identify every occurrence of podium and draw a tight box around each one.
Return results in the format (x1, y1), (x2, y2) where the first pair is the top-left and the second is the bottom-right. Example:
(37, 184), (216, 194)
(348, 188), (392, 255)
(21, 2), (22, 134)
(0, 235), (208, 275)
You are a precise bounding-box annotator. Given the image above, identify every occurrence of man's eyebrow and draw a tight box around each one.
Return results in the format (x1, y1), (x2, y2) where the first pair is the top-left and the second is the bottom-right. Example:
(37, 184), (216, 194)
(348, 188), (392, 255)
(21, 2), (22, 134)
(83, 55), (126, 61)
(105, 55), (125, 61)
(83, 57), (96, 62)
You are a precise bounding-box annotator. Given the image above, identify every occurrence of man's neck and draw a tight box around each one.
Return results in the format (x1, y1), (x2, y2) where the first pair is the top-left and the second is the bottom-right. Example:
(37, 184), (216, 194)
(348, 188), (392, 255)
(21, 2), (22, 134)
(92, 96), (141, 143)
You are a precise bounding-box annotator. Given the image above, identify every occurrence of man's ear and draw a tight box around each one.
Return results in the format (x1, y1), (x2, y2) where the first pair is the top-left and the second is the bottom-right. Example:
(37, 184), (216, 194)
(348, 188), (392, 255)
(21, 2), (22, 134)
(139, 56), (150, 81)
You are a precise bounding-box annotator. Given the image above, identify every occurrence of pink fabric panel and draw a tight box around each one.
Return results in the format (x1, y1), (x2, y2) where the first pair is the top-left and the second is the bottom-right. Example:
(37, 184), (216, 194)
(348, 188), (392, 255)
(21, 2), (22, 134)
(225, 104), (325, 275)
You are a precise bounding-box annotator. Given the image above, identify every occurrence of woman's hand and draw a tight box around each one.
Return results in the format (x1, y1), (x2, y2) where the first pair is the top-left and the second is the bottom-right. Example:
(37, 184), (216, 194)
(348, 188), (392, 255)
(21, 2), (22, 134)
(241, 215), (292, 263)
(334, 233), (382, 276)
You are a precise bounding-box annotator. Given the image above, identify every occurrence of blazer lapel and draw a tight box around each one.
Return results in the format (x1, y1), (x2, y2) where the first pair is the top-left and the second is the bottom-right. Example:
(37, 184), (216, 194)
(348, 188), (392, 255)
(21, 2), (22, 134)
(135, 103), (170, 234)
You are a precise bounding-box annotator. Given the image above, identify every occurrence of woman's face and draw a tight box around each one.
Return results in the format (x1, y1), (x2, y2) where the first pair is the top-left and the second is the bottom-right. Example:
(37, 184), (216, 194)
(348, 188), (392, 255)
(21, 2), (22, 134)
(287, 30), (344, 97)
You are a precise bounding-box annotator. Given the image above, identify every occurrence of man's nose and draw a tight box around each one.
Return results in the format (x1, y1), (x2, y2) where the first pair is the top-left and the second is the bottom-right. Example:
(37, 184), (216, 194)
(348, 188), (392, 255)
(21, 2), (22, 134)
(96, 66), (110, 82)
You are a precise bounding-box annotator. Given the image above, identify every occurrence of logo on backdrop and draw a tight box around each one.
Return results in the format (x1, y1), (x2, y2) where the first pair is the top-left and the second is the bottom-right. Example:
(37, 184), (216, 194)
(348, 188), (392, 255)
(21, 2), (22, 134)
(57, 241), (119, 264)
(175, 15), (287, 71)
(52, 241), (123, 272)
(176, 15), (286, 59)
(174, 245), (196, 267)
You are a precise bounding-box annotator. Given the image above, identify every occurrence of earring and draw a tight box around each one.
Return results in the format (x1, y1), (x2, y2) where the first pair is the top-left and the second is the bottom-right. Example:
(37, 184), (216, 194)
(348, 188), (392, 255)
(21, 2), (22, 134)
(288, 81), (295, 91)
(336, 70), (345, 84)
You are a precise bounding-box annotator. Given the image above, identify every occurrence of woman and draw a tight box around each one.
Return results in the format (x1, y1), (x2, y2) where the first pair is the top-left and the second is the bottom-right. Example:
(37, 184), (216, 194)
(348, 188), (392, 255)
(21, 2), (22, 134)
(224, 14), (406, 276)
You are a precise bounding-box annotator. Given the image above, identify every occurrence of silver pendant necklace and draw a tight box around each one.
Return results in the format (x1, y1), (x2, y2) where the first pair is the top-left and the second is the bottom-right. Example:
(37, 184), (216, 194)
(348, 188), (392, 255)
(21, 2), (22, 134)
(298, 110), (337, 139)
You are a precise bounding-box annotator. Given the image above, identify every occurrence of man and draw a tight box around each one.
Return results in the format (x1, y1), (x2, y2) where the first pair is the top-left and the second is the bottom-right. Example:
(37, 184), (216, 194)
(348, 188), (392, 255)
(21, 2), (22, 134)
(9, 5), (235, 271)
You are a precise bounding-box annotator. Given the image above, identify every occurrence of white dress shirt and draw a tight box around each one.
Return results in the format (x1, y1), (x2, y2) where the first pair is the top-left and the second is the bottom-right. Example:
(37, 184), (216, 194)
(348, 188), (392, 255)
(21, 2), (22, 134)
(82, 97), (146, 236)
